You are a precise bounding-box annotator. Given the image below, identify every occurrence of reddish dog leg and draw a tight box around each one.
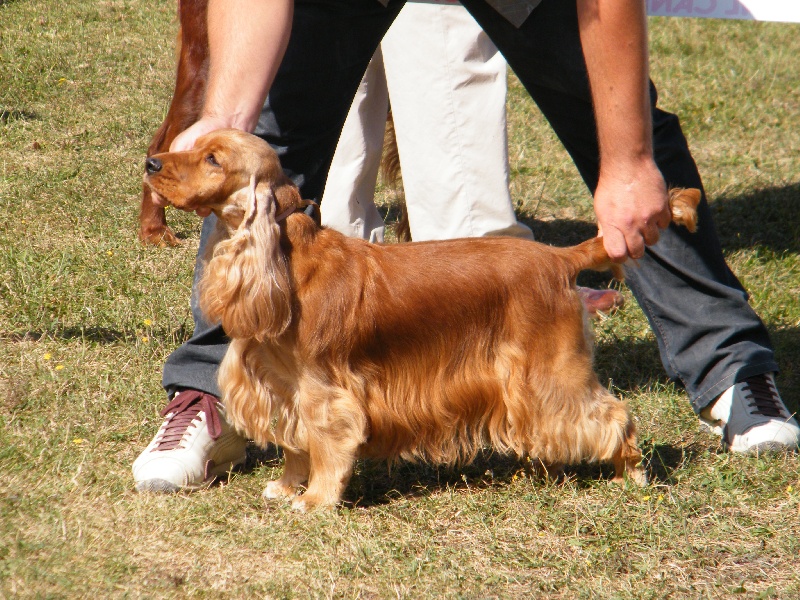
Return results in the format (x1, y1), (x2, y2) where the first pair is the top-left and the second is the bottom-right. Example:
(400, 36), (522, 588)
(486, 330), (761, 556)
(139, 0), (209, 247)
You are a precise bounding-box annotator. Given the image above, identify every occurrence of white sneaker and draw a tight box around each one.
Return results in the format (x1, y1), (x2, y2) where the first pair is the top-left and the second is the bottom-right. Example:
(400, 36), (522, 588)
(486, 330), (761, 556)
(133, 390), (247, 492)
(700, 373), (800, 453)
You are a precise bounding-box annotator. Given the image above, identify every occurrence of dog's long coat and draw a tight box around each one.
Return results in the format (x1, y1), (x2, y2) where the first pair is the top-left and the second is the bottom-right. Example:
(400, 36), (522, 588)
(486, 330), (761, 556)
(144, 129), (700, 511)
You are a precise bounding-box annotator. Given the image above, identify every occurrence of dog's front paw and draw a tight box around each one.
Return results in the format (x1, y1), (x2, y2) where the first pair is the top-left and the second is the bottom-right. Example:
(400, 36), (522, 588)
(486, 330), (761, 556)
(290, 495), (313, 512)
(290, 493), (335, 513)
(262, 480), (298, 501)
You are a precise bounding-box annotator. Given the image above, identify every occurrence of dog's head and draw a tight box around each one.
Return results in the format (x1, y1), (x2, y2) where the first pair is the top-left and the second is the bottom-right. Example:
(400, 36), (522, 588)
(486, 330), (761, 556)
(143, 128), (305, 228)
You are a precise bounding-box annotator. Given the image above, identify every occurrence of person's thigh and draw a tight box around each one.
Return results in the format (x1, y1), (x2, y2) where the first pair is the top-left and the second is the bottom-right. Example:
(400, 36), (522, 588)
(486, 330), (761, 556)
(382, 2), (532, 240)
(320, 48), (391, 242)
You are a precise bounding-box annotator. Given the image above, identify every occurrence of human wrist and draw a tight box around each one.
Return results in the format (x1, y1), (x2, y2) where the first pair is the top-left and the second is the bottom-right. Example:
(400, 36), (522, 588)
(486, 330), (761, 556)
(599, 149), (659, 183)
(200, 99), (262, 133)
(198, 113), (253, 133)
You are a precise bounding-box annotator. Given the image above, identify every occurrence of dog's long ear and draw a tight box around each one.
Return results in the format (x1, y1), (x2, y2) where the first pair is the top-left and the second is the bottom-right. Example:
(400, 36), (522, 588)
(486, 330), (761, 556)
(199, 177), (292, 341)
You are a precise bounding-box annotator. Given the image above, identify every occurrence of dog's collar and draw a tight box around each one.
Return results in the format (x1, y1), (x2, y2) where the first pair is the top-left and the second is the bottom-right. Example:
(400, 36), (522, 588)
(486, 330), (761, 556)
(275, 201), (320, 223)
(275, 205), (298, 222)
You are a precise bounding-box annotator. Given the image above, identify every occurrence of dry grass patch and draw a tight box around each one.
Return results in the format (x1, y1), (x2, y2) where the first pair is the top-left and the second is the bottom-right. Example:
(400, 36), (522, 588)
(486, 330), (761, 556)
(1, 1), (799, 598)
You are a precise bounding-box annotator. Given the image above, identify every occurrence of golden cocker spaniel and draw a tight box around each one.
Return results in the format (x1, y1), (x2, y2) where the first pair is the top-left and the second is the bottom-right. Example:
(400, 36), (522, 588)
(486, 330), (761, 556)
(144, 129), (700, 511)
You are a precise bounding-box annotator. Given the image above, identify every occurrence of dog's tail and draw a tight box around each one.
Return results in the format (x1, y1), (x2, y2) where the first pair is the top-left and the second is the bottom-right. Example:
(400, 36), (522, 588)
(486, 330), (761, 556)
(563, 187), (701, 279)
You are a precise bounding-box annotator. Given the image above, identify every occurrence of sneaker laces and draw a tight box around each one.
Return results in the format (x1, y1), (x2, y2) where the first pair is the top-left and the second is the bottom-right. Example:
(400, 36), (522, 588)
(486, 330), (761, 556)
(152, 390), (223, 451)
(741, 374), (786, 419)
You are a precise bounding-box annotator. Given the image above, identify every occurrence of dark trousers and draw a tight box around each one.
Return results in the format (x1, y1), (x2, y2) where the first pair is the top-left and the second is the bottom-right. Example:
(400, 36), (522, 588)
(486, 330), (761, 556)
(162, 0), (777, 412)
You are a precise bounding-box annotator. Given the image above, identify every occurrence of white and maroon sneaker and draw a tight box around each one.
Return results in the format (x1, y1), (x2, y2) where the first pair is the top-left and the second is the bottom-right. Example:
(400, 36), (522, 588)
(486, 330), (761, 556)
(133, 390), (247, 492)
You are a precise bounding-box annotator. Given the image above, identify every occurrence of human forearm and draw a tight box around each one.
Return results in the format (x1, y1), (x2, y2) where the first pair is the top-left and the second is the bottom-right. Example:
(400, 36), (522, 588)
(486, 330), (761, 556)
(577, 0), (652, 167)
(203, 0), (293, 130)
(170, 0), (293, 152)
(576, 0), (671, 261)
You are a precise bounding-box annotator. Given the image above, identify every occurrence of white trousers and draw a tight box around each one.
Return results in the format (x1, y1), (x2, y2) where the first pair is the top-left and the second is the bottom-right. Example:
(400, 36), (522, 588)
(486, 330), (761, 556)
(320, 2), (533, 243)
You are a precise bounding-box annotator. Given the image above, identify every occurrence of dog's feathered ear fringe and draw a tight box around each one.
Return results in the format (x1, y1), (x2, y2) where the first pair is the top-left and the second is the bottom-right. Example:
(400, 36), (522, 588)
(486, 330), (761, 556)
(199, 175), (292, 341)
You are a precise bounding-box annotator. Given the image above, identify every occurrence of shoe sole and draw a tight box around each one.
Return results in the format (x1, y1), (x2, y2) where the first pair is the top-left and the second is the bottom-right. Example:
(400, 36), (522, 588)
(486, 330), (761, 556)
(135, 478), (184, 493)
(698, 419), (723, 437)
(730, 440), (797, 455)
(699, 420), (798, 454)
(134, 455), (246, 494)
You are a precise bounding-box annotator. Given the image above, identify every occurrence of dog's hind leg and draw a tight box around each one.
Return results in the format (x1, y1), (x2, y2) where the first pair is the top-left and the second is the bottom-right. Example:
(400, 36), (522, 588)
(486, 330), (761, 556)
(611, 420), (647, 486)
(586, 388), (647, 486)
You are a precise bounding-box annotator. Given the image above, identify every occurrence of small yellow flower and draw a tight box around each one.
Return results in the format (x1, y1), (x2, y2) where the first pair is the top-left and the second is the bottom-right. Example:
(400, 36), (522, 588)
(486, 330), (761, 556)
(141, 336), (149, 343)
(143, 319), (153, 327)
(106, 250), (113, 256)
(58, 77), (67, 86)
(642, 495), (651, 502)
(44, 353), (52, 360)
(55, 364), (65, 371)
(72, 438), (85, 445)
(788, 485), (794, 494)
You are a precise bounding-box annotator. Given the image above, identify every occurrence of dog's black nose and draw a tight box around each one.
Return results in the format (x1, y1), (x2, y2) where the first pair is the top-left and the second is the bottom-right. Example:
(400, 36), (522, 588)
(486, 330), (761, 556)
(145, 157), (162, 175)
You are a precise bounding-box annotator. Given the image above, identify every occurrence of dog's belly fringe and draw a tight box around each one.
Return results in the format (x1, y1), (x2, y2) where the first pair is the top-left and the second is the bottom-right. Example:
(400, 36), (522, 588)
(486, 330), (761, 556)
(359, 378), (629, 468)
(221, 336), (634, 471)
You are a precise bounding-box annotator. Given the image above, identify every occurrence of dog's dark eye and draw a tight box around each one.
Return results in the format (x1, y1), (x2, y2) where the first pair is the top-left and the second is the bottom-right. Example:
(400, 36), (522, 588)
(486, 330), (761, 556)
(206, 154), (221, 167)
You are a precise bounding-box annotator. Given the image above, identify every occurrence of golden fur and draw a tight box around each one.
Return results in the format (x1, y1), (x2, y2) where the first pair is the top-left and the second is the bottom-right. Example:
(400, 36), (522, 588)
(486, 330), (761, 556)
(144, 129), (700, 511)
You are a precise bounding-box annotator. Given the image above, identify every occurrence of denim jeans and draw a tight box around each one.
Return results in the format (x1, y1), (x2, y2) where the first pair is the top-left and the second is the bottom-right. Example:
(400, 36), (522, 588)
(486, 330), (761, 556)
(162, 0), (777, 412)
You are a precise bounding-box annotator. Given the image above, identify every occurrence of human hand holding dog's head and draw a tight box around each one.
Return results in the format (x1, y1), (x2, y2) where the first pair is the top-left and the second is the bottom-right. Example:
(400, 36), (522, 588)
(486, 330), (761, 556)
(170, 116), (242, 152)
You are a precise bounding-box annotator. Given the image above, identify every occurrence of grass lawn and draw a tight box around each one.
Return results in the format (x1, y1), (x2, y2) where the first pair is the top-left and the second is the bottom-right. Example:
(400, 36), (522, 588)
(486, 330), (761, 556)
(1, 1), (799, 598)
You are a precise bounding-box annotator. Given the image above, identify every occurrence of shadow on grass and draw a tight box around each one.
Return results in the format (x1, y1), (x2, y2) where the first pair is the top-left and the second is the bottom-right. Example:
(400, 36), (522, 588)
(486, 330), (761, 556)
(241, 440), (702, 508)
(2, 324), (194, 345)
(1, 108), (37, 123)
(769, 328), (800, 413)
(711, 182), (800, 254)
(642, 442), (709, 483)
(240, 444), (706, 508)
(242, 447), (545, 508)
